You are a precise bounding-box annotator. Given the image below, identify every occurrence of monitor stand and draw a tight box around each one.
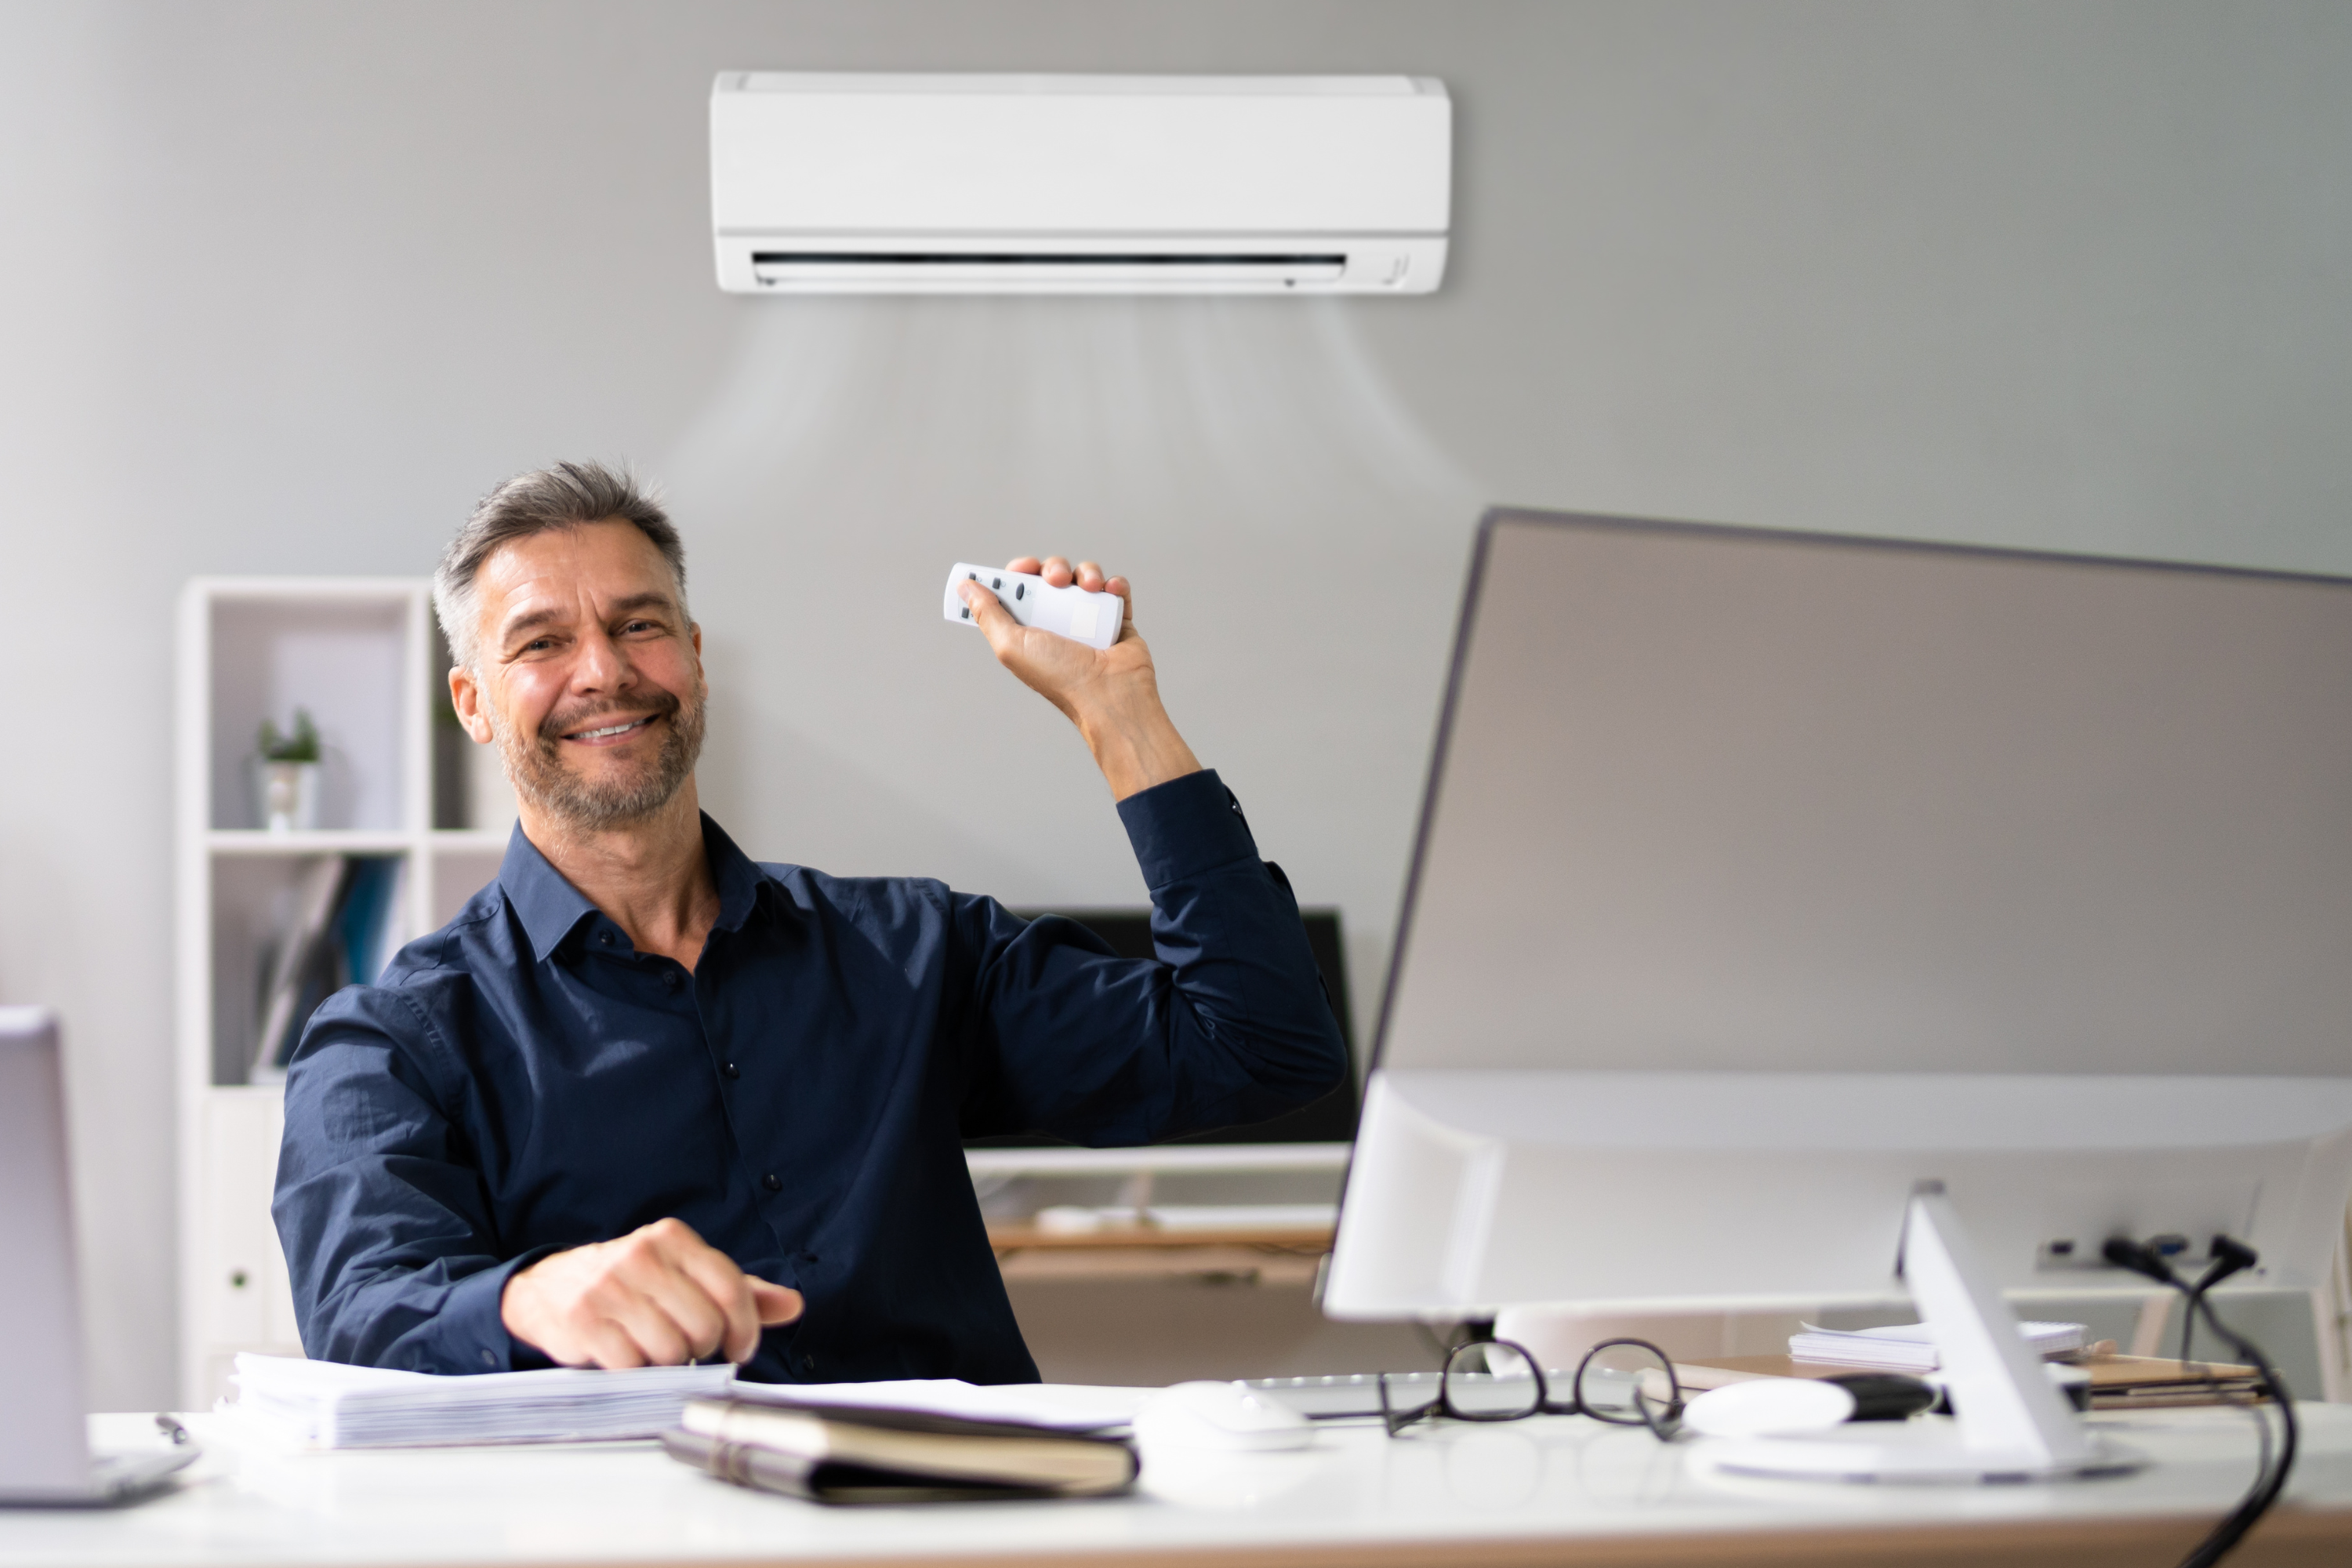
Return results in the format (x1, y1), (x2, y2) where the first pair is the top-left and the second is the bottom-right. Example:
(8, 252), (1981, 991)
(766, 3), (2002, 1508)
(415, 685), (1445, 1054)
(1691, 1185), (2143, 1483)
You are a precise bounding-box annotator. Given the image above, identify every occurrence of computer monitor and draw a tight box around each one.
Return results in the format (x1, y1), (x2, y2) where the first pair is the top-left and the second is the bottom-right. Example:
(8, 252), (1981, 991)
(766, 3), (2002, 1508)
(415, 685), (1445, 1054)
(1324, 510), (2352, 1332)
(1, 1007), (197, 1504)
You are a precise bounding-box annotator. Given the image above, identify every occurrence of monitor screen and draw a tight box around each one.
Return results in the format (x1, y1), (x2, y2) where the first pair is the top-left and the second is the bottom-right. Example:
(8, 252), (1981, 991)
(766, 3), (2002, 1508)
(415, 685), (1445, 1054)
(1380, 510), (2352, 1079)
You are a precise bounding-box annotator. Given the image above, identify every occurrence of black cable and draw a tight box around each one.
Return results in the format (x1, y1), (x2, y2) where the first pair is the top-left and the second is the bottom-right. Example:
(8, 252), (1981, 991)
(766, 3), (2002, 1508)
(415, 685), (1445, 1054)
(2177, 1287), (2297, 1568)
(2180, 1237), (2261, 1367)
(2103, 1236), (2295, 1568)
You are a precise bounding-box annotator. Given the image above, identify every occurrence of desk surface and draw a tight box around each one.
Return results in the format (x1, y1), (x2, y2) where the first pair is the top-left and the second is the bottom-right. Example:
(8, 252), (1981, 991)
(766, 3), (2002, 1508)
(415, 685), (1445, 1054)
(8, 1406), (2352, 1568)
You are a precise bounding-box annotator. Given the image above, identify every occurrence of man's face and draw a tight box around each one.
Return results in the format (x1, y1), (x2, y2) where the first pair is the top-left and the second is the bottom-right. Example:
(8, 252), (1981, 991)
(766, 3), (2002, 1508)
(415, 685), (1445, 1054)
(452, 520), (706, 832)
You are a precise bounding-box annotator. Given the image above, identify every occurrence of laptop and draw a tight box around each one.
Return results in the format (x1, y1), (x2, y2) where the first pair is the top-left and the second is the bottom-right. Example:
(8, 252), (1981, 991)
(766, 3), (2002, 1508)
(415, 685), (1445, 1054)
(0, 1007), (198, 1505)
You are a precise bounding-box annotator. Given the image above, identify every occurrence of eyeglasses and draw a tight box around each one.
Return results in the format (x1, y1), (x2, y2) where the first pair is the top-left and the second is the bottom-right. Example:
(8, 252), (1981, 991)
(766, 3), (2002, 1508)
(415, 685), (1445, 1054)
(1377, 1337), (1686, 1442)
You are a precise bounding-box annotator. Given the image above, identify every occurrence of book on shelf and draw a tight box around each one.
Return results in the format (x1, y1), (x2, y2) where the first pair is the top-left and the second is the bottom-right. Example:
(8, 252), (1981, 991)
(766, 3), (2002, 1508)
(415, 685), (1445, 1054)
(249, 855), (405, 1082)
(664, 1396), (1140, 1504)
(1784, 1319), (2085, 1372)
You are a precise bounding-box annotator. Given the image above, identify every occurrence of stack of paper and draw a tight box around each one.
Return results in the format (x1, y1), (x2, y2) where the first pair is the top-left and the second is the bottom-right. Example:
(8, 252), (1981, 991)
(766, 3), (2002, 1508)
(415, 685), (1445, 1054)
(227, 1353), (735, 1449)
(1788, 1320), (2085, 1371)
(2082, 1354), (2265, 1410)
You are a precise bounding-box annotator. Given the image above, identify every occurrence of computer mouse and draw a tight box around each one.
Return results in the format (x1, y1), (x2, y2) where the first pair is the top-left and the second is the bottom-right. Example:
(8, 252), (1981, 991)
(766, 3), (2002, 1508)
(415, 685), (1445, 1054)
(1824, 1372), (1940, 1421)
(1682, 1377), (1857, 1439)
(1132, 1381), (1314, 1452)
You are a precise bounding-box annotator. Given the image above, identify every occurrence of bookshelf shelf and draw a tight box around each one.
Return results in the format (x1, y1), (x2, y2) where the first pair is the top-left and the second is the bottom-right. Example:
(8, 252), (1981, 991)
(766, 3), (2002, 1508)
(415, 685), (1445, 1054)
(176, 576), (511, 1408)
(206, 829), (419, 855)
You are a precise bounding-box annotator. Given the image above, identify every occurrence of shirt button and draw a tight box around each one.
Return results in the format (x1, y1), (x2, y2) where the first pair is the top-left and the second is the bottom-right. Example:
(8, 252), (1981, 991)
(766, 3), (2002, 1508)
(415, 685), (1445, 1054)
(722, 1062), (740, 1080)
(597, 931), (614, 946)
(480, 1348), (495, 1367)
(663, 971), (682, 989)
(762, 1172), (782, 1193)
(802, 1353), (817, 1374)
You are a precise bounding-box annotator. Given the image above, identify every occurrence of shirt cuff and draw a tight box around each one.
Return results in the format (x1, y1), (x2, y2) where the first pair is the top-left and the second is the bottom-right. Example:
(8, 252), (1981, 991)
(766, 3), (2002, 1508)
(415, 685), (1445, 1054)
(439, 1247), (563, 1373)
(1116, 768), (1259, 891)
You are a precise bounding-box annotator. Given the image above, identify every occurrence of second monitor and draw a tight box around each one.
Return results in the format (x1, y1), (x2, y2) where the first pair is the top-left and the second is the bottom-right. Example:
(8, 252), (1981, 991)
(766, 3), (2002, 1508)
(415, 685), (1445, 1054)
(1326, 507), (2352, 1326)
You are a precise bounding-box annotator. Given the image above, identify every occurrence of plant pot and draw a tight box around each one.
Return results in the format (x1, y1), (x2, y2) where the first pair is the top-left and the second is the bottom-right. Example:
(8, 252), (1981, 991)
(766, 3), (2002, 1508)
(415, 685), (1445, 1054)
(255, 760), (321, 833)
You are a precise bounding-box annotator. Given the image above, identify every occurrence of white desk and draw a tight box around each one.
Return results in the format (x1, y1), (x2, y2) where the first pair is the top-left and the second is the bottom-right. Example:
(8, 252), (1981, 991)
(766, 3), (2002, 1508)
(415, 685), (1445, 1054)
(7, 1407), (2352, 1568)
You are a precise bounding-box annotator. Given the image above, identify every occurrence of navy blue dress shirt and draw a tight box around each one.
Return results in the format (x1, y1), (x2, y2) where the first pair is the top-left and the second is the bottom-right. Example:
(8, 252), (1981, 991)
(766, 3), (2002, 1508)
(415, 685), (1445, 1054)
(273, 769), (1347, 1384)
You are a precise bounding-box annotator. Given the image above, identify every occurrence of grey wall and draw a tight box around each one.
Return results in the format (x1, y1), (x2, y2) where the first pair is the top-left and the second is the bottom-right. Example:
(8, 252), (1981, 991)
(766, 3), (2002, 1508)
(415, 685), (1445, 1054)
(1, 1), (2346, 1407)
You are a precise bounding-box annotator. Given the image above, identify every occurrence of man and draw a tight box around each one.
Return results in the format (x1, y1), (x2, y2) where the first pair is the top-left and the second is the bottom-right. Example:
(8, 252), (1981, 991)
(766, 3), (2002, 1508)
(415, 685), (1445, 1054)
(273, 463), (1347, 1383)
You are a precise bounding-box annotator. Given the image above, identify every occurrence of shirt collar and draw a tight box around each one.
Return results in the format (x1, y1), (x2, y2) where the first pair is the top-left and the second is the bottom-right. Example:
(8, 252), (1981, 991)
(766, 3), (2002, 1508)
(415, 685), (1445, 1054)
(499, 812), (771, 963)
(702, 814), (771, 934)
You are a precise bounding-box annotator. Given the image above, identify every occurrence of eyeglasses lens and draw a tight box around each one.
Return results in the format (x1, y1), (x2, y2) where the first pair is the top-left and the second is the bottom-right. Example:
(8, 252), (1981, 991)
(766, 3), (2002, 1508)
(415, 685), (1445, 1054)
(1442, 1339), (1544, 1421)
(1575, 1339), (1675, 1428)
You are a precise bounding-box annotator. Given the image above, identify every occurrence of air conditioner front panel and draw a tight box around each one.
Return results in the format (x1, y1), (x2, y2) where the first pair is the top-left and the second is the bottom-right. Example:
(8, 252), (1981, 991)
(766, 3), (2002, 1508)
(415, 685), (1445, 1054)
(710, 73), (1451, 295)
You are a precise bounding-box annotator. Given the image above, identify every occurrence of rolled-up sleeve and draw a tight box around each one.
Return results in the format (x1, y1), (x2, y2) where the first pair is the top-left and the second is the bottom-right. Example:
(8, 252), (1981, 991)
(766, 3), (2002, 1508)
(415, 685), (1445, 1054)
(953, 768), (1349, 1144)
(273, 986), (551, 1374)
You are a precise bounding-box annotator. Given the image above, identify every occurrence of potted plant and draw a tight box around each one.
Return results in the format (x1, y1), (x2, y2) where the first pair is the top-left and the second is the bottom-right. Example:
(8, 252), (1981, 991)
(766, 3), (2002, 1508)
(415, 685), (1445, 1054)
(254, 709), (323, 832)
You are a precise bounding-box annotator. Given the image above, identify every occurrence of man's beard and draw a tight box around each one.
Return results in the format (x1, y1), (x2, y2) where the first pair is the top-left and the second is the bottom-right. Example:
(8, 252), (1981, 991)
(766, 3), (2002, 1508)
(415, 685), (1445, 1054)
(488, 681), (706, 831)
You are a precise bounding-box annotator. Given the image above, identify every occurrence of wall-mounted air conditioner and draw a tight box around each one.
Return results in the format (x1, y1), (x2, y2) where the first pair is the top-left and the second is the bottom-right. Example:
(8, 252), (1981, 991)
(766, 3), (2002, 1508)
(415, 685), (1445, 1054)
(710, 73), (1451, 295)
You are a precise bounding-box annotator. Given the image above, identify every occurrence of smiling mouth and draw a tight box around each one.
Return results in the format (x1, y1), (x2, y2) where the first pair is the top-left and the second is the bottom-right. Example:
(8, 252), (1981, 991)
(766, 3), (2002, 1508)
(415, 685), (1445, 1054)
(564, 717), (655, 742)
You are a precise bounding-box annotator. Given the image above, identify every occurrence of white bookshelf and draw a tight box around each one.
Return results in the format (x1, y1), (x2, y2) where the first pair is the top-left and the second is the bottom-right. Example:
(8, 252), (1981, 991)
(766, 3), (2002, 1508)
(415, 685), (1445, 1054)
(175, 577), (513, 1407)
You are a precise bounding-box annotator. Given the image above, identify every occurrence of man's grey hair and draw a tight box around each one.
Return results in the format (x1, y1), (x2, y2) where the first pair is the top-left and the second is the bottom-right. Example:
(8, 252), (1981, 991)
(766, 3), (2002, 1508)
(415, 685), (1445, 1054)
(432, 461), (689, 672)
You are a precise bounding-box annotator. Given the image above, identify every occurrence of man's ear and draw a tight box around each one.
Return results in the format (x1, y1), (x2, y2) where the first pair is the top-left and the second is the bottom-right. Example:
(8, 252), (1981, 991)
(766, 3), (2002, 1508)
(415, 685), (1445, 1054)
(449, 666), (495, 745)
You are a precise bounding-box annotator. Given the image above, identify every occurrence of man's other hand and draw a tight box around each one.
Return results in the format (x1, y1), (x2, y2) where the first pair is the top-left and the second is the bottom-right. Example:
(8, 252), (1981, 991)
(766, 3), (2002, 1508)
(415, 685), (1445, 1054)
(499, 1217), (804, 1368)
(960, 557), (1201, 800)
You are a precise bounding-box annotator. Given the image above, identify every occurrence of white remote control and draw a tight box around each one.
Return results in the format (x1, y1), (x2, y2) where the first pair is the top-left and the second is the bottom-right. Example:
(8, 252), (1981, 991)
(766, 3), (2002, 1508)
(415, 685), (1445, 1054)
(942, 563), (1123, 651)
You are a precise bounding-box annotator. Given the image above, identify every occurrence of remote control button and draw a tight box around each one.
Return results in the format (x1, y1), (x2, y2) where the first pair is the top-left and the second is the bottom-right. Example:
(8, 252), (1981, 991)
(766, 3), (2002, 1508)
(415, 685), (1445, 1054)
(992, 576), (1002, 589)
(1015, 583), (1024, 600)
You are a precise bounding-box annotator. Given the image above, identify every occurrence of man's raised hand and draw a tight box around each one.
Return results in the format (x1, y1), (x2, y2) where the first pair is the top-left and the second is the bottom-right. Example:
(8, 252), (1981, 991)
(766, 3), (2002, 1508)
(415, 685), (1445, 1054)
(499, 1217), (803, 1369)
(957, 556), (1200, 801)
(959, 557), (1136, 710)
